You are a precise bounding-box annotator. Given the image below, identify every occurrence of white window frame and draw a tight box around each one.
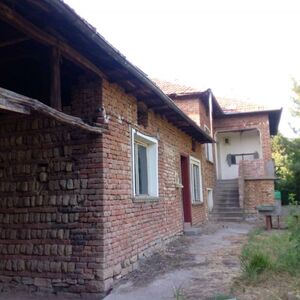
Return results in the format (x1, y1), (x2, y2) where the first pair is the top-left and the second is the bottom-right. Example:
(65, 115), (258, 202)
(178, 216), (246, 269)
(132, 129), (158, 198)
(189, 156), (203, 203)
(204, 125), (214, 163)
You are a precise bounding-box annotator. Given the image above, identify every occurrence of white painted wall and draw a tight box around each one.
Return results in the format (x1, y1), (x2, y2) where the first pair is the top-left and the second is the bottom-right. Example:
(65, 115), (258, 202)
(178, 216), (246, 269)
(217, 130), (262, 179)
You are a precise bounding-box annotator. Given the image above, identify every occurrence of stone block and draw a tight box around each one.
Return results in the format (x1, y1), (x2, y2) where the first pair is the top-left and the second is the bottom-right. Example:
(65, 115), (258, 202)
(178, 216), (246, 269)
(34, 278), (52, 288)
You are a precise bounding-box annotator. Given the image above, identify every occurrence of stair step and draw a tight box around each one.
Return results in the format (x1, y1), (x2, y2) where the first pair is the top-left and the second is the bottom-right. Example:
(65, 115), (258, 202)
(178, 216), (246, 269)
(212, 207), (242, 212)
(210, 216), (244, 222)
(211, 212), (244, 217)
(214, 199), (239, 203)
(214, 201), (240, 205)
(213, 179), (242, 222)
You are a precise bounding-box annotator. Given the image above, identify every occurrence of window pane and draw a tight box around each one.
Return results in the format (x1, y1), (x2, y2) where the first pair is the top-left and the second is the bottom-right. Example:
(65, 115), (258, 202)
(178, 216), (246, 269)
(137, 144), (148, 195)
(193, 164), (200, 201)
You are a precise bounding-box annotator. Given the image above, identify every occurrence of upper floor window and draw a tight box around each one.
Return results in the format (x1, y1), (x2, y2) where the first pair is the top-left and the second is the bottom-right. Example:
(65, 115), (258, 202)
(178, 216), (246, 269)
(204, 126), (214, 163)
(132, 129), (158, 198)
(190, 157), (203, 203)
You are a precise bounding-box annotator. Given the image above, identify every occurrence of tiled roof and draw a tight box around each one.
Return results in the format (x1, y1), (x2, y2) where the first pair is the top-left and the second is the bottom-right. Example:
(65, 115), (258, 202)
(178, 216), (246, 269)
(152, 78), (273, 113)
(217, 97), (271, 113)
(152, 78), (200, 95)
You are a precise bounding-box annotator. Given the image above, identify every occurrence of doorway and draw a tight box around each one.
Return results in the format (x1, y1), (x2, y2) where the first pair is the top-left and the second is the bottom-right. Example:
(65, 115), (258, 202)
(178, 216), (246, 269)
(180, 155), (192, 223)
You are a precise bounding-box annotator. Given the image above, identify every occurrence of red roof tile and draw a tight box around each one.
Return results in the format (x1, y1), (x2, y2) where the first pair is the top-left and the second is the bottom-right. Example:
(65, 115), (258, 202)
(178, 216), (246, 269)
(152, 78), (199, 95)
(152, 78), (273, 113)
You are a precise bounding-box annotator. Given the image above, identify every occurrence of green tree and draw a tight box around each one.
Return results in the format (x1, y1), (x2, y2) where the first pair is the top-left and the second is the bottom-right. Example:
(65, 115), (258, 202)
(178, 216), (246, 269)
(292, 79), (300, 118)
(272, 134), (300, 203)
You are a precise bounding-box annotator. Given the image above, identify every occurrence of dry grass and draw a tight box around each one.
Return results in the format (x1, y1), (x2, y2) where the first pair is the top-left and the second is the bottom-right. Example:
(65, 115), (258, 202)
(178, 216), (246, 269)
(232, 272), (300, 300)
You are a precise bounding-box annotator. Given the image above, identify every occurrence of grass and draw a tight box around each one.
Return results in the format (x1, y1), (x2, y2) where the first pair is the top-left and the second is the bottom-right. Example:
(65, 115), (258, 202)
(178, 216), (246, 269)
(239, 213), (300, 282)
(173, 284), (185, 300)
(240, 231), (300, 282)
(230, 216), (300, 299)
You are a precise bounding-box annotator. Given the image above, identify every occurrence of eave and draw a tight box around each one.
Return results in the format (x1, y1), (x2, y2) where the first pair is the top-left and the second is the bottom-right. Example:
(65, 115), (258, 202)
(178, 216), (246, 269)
(216, 108), (283, 135)
(0, 0), (214, 144)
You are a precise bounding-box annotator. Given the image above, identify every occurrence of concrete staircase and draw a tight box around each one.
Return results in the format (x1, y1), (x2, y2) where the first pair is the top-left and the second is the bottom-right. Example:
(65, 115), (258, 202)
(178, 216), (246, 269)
(210, 179), (244, 222)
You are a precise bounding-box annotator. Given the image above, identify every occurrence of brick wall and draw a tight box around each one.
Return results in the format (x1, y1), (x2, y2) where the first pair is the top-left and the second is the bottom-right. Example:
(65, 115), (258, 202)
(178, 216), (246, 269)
(173, 98), (201, 126)
(172, 96), (211, 131)
(171, 96), (215, 224)
(0, 77), (215, 295)
(244, 180), (275, 214)
(0, 78), (105, 295)
(239, 159), (265, 177)
(100, 80), (213, 290)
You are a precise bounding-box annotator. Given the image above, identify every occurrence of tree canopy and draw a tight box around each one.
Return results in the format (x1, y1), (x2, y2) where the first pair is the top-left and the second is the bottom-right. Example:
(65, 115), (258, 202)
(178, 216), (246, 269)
(272, 134), (300, 202)
(272, 80), (300, 203)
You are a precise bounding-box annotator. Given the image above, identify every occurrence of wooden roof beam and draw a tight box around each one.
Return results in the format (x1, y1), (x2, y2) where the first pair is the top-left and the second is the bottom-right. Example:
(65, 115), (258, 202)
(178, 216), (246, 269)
(0, 87), (104, 134)
(0, 98), (30, 114)
(0, 37), (30, 48)
(0, 2), (106, 79)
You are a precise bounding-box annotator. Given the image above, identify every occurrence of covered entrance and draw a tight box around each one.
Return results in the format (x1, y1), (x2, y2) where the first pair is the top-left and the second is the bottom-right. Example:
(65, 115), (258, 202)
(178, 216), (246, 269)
(216, 129), (262, 179)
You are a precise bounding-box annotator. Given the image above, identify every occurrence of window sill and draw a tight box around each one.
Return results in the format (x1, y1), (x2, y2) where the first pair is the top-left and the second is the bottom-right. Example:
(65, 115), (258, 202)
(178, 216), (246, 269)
(192, 202), (204, 206)
(133, 196), (159, 203)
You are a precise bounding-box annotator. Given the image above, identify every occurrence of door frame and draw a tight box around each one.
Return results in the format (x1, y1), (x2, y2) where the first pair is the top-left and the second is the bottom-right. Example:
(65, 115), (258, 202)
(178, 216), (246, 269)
(180, 154), (192, 223)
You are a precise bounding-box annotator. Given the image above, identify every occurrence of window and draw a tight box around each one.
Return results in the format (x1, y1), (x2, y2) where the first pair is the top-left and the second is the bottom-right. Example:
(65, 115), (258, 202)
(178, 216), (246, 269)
(204, 126), (214, 163)
(190, 157), (203, 203)
(132, 129), (158, 198)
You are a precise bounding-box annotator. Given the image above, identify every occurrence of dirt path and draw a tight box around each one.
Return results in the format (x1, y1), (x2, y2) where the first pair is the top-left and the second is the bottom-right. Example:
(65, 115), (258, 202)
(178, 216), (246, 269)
(105, 222), (253, 300)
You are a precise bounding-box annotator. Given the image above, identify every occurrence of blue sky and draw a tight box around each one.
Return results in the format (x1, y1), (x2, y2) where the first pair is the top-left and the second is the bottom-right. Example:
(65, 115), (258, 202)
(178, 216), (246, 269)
(65, 0), (300, 137)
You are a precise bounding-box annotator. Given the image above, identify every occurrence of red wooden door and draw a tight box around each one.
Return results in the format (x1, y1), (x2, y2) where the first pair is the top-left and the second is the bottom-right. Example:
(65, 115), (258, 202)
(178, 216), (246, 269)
(181, 156), (192, 223)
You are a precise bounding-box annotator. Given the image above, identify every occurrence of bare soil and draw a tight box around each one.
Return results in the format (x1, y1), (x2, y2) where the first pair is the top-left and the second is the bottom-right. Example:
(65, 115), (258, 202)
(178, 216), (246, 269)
(105, 222), (253, 300)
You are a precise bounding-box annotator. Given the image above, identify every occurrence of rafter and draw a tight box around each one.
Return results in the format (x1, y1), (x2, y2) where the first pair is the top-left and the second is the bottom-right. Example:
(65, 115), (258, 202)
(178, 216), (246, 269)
(0, 2), (106, 79)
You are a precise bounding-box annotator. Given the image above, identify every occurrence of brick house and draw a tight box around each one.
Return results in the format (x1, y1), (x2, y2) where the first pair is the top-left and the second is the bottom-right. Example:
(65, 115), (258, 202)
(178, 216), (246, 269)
(0, 0), (281, 297)
(154, 79), (282, 219)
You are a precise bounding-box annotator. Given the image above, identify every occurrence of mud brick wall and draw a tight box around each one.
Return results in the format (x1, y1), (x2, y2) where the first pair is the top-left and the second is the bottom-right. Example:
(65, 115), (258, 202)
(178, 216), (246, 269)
(0, 78), (104, 295)
(100, 79), (213, 291)
(244, 180), (275, 214)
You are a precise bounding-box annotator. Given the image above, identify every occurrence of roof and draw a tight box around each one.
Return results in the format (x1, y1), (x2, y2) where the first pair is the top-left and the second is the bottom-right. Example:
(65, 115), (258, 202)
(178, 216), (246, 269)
(0, 0), (214, 144)
(153, 79), (282, 135)
(217, 97), (274, 113)
(153, 79), (199, 95)
(152, 79), (224, 116)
